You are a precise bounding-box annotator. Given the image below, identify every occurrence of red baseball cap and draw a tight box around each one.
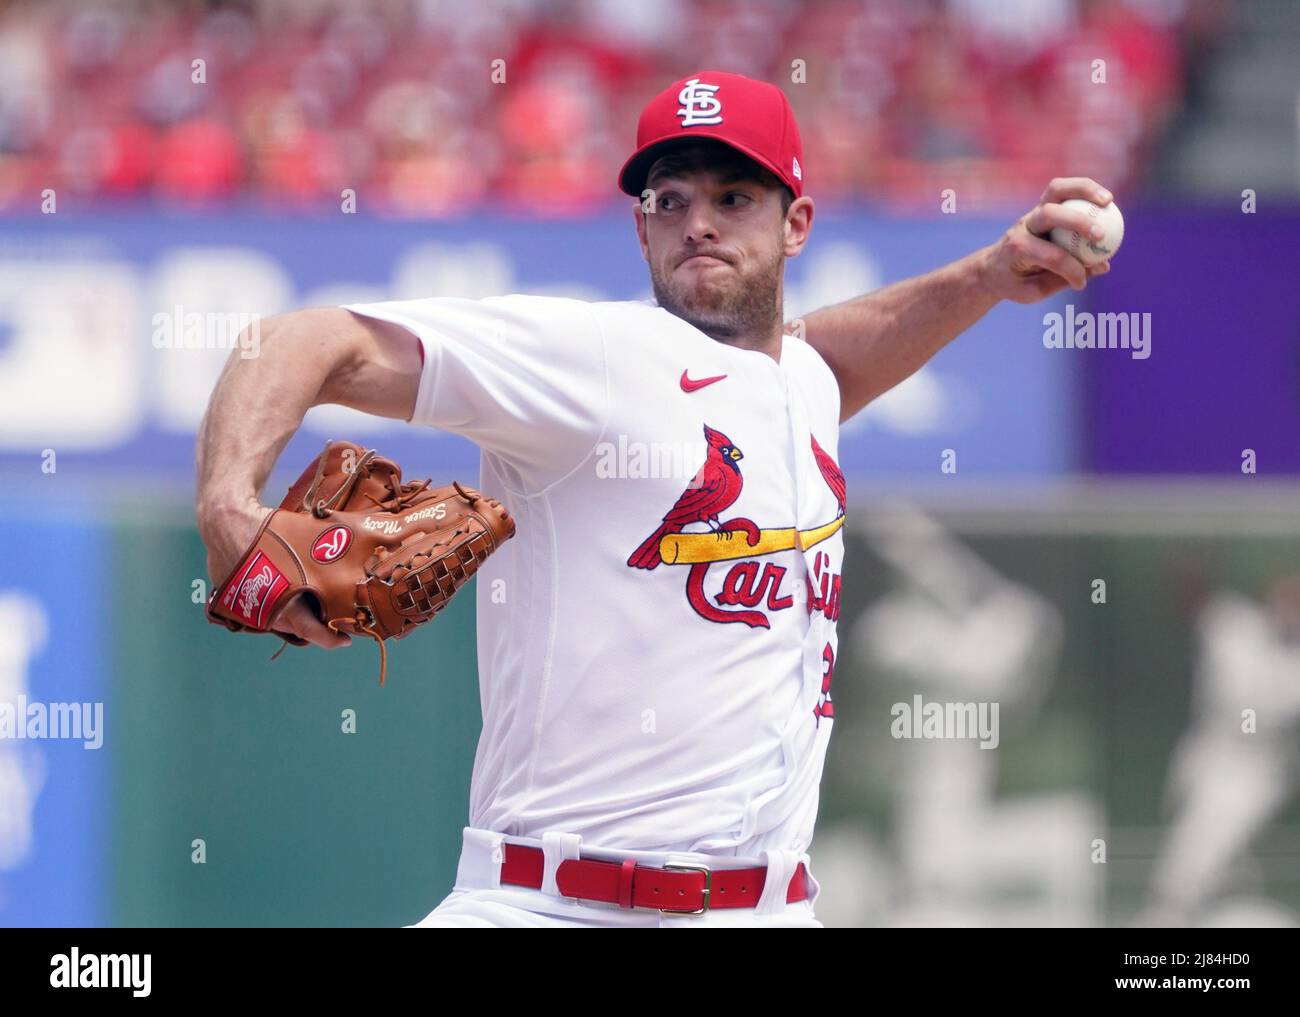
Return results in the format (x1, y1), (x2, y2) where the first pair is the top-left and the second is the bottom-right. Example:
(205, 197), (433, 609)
(617, 69), (804, 199)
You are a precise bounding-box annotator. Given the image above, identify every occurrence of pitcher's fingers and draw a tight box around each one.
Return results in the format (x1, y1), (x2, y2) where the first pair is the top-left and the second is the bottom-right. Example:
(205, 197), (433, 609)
(1015, 233), (1089, 290)
(1039, 177), (1113, 206)
(281, 597), (351, 649)
(1024, 202), (1105, 243)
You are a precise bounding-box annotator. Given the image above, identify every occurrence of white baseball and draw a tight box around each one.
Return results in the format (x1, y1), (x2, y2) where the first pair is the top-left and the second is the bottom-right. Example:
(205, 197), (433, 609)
(1049, 198), (1123, 267)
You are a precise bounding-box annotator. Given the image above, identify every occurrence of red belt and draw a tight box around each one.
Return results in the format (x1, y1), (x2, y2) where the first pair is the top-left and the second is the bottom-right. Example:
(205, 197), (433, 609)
(499, 843), (809, 915)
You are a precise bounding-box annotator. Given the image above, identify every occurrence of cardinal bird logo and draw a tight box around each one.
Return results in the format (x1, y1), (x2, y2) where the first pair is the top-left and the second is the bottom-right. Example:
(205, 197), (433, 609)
(811, 433), (846, 517)
(627, 424), (745, 570)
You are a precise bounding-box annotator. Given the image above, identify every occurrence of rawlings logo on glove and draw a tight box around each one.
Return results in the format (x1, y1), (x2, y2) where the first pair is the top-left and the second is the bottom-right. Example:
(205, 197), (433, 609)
(207, 439), (516, 685)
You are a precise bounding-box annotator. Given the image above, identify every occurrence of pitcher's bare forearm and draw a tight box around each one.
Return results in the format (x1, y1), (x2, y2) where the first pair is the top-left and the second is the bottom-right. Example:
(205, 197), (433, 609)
(195, 308), (421, 648)
(795, 247), (998, 421)
(198, 310), (342, 518)
(796, 178), (1116, 422)
(195, 308), (421, 523)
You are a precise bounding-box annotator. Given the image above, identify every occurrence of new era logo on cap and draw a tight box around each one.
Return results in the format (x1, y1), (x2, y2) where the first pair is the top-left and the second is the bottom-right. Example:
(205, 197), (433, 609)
(617, 70), (805, 200)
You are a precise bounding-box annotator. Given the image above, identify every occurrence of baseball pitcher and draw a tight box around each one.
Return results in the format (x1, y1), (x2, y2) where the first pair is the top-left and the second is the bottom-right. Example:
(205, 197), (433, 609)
(196, 70), (1114, 927)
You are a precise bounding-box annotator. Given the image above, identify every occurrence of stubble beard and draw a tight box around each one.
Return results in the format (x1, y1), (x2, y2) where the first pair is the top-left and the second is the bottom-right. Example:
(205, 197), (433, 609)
(650, 248), (784, 342)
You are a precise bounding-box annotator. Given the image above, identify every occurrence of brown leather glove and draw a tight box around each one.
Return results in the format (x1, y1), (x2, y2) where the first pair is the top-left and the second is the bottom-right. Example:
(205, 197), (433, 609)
(207, 439), (516, 685)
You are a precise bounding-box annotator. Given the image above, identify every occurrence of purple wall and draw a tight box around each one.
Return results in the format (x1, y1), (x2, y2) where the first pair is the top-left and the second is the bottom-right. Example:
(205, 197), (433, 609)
(1083, 207), (1300, 475)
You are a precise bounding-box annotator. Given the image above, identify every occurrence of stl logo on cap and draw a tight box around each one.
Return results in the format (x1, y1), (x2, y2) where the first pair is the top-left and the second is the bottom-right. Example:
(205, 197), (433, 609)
(617, 69), (805, 199)
(677, 77), (723, 127)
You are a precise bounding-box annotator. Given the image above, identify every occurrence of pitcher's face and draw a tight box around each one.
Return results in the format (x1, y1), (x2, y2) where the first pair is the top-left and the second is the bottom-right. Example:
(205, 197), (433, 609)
(634, 145), (808, 342)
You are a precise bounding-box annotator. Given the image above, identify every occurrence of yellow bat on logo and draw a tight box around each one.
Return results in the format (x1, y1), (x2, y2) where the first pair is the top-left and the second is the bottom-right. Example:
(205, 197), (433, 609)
(658, 516), (843, 565)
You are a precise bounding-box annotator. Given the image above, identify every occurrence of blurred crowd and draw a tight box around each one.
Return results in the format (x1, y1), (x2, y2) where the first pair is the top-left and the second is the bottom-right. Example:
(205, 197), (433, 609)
(0, 0), (1230, 214)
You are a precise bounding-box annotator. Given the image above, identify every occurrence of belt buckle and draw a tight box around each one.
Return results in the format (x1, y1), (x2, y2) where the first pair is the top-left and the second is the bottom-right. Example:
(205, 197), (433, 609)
(659, 863), (712, 915)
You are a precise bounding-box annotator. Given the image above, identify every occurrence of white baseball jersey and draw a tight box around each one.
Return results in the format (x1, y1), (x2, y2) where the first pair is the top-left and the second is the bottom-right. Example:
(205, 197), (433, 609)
(343, 294), (844, 859)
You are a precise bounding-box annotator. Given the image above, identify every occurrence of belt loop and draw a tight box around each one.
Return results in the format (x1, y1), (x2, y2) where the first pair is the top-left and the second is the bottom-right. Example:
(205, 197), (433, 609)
(540, 831), (583, 899)
(617, 858), (638, 909)
(454, 826), (507, 891)
(801, 854), (821, 909)
(753, 848), (799, 915)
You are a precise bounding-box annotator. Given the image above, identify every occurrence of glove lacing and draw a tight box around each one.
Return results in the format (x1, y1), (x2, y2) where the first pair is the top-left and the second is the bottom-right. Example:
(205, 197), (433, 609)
(326, 613), (390, 687)
(362, 476), (434, 513)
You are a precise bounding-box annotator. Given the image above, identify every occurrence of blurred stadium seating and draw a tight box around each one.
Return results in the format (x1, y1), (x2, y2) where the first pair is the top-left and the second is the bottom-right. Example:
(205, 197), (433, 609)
(0, 0), (1244, 212)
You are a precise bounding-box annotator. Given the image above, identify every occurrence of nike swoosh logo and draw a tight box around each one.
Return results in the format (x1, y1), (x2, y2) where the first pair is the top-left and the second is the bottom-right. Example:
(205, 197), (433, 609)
(680, 370), (728, 393)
